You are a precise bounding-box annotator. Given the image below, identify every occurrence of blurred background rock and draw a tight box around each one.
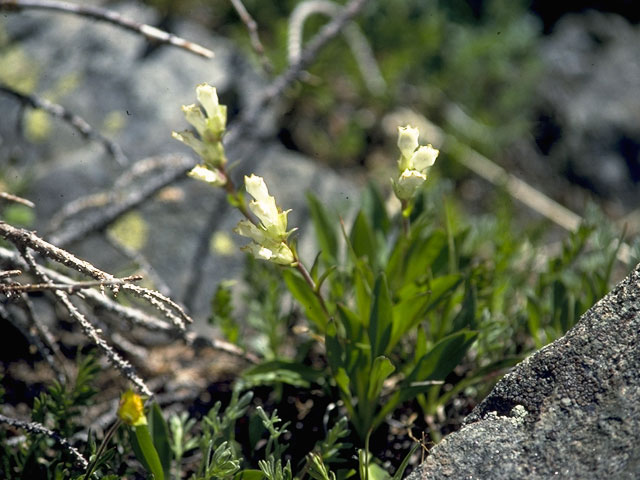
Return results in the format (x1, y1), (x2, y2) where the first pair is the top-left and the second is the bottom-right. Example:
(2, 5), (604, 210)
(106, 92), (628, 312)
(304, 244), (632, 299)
(1, 0), (639, 320)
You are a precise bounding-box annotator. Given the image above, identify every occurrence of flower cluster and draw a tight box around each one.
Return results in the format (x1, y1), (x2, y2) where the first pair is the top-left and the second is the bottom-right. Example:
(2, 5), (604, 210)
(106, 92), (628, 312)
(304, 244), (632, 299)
(172, 84), (228, 186)
(392, 125), (439, 201)
(234, 175), (296, 266)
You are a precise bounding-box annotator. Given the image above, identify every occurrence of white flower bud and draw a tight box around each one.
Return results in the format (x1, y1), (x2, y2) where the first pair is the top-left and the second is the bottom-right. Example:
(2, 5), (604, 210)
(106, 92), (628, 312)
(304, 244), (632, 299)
(187, 165), (226, 186)
(181, 104), (207, 137)
(196, 83), (226, 134)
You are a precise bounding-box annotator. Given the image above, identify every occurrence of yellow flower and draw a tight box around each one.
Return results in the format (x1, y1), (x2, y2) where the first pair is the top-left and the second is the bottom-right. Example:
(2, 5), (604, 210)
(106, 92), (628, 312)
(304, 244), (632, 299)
(118, 390), (147, 427)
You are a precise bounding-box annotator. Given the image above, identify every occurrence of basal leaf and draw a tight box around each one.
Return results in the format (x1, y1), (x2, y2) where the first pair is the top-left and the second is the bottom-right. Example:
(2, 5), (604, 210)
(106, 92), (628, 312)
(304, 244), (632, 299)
(149, 403), (172, 479)
(367, 356), (395, 403)
(350, 211), (377, 266)
(368, 274), (393, 358)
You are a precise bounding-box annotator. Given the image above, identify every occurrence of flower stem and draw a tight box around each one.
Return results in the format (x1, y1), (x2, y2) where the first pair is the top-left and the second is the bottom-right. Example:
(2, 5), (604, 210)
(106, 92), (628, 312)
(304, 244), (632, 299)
(295, 255), (331, 318)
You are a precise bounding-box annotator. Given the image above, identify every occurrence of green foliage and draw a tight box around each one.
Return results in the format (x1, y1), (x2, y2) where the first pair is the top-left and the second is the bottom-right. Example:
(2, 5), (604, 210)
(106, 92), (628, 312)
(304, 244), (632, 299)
(0, 353), (109, 479)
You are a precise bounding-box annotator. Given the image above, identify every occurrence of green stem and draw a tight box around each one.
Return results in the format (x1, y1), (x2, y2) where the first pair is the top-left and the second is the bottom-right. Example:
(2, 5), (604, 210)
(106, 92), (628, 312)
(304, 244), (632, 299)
(82, 420), (122, 480)
(135, 424), (165, 480)
(295, 256), (331, 318)
(400, 199), (410, 237)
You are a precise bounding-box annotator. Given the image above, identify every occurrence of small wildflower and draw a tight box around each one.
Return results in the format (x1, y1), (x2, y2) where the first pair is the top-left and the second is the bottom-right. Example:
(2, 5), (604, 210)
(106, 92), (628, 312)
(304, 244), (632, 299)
(187, 164), (227, 186)
(392, 125), (439, 201)
(234, 175), (295, 266)
(118, 390), (147, 427)
(174, 84), (228, 185)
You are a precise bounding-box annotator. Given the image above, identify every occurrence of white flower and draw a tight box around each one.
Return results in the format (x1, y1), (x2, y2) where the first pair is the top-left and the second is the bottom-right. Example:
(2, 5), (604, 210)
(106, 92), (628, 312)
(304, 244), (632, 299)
(397, 125), (420, 159)
(172, 131), (227, 168)
(410, 144), (438, 171)
(392, 125), (439, 201)
(234, 175), (296, 266)
(173, 83), (228, 169)
(244, 174), (290, 239)
(393, 168), (427, 201)
(242, 240), (295, 266)
(187, 164), (226, 186)
(181, 104), (207, 137)
(196, 84), (226, 135)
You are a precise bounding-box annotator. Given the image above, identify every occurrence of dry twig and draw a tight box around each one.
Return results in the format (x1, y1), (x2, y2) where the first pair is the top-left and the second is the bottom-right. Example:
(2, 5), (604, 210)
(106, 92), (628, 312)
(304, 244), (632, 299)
(0, 191), (35, 208)
(229, 0), (272, 74)
(0, 0), (214, 58)
(0, 274), (142, 295)
(0, 245), (259, 363)
(0, 83), (128, 166)
(288, 0), (385, 95)
(0, 221), (192, 330)
(47, 155), (195, 247)
(227, 0), (370, 144)
(19, 247), (154, 396)
(0, 413), (88, 468)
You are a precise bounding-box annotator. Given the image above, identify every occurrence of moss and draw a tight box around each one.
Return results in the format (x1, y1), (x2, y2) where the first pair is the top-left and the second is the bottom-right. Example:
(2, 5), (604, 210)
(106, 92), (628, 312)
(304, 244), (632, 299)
(108, 211), (149, 251)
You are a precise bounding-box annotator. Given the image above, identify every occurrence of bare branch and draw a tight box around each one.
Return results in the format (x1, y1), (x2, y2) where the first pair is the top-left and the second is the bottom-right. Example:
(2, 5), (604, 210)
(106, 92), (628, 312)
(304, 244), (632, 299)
(47, 154), (195, 247)
(0, 0), (214, 59)
(0, 274), (142, 294)
(0, 413), (89, 469)
(227, 0), (370, 144)
(0, 83), (128, 166)
(0, 269), (22, 278)
(19, 247), (153, 396)
(288, 0), (385, 95)
(0, 245), (258, 363)
(0, 191), (35, 208)
(0, 221), (193, 329)
(105, 232), (173, 296)
(229, 0), (272, 74)
(1, 221), (112, 281)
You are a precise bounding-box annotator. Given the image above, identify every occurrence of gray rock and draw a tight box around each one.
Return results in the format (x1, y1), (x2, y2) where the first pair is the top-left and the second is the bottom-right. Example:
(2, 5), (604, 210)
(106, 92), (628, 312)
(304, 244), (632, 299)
(406, 262), (640, 479)
(536, 12), (640, 203)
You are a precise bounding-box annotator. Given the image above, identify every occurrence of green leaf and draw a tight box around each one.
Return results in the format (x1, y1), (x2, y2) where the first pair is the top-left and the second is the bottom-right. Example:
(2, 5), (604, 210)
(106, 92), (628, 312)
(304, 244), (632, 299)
(134, 425), (165, 480)
(235, 469), (265, 480)
(452, 281), (477, 331)
(326, 318), (344, 374)
(391, 274), (462, 347)
(241, 360), (321, 388)
(307, 192), (339, 263)
(367, 356), (395, 403)
(335, 367), (351, 399)
(373, 331), (477, 426)
(350, 211), (377, 266)
(353, 262), (373, 321)
(362, 182), (390, 236)
(391, 443), (420, 480)
(149, 403), (172, 479)
(210, 280), (239, 344)
(368, 274), (393, 358)
(407, 330), (477, 384)
(282, 269), (328, 330)
(387, 230), (447, 289)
